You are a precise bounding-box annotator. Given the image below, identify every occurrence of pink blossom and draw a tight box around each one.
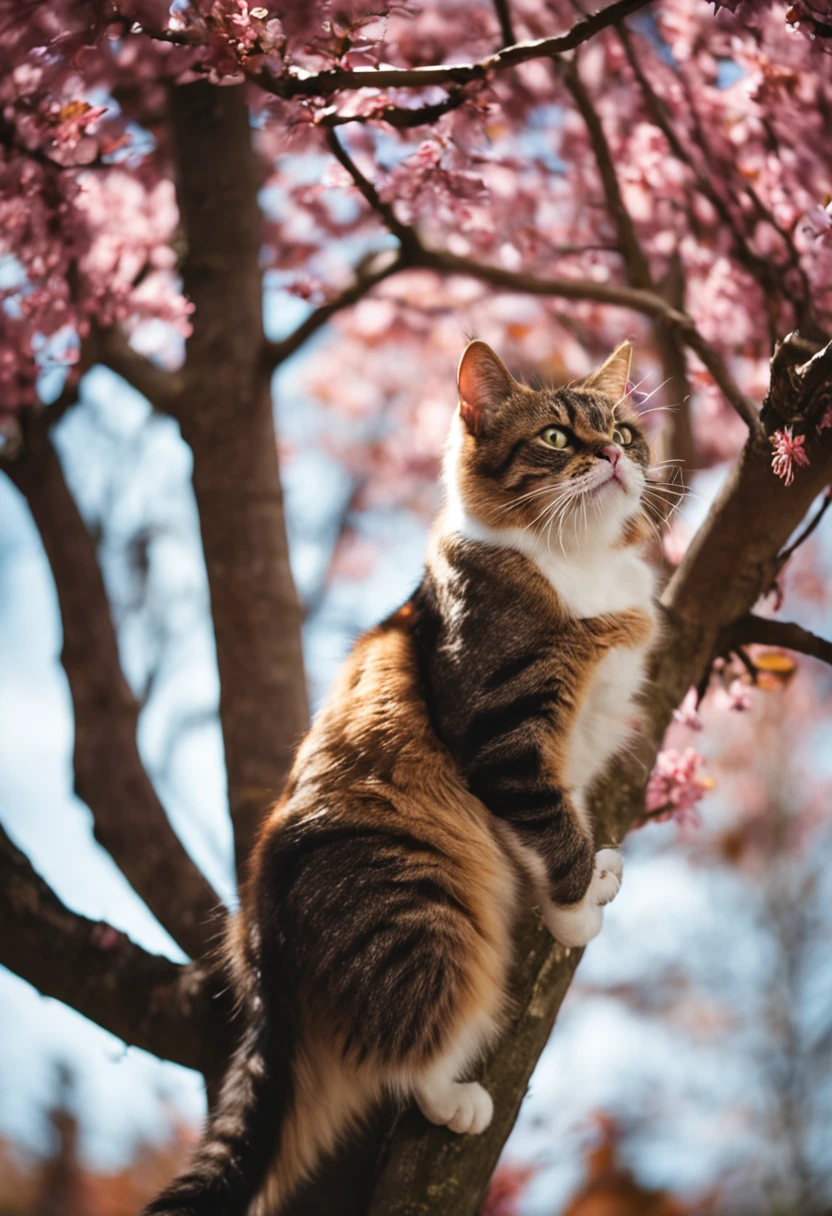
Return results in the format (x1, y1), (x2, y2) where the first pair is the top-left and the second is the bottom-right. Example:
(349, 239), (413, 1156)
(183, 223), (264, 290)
(771, 427), (810, 485)
(645, 747), (714, 826)
(672, 687), (704, 731)
(816, 404), (832, 433)
(713, 677), (754, 712)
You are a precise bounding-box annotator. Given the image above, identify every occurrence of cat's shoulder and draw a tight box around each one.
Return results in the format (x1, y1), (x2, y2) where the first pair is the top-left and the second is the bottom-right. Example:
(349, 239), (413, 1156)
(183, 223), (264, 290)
(438, 507), (656, 622)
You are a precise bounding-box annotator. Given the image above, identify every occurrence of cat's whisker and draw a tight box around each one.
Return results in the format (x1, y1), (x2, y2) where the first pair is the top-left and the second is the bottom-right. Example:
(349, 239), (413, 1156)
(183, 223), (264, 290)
(637, 403), (679, 418)
(496, 484), (560, 516)
(613, 369), (653, 410)
(633, 376), (673, 408)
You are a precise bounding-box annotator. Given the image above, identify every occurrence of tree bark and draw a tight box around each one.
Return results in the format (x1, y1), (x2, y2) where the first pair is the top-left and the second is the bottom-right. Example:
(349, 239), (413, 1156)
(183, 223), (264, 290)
(170, 82), (309, 875)
(0, 821), (227, 1074)
(6, 420), (220, 960)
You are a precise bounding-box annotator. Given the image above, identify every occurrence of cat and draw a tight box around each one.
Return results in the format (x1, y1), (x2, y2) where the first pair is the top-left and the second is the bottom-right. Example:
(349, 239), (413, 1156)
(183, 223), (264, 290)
(143, 338), (657, 1216)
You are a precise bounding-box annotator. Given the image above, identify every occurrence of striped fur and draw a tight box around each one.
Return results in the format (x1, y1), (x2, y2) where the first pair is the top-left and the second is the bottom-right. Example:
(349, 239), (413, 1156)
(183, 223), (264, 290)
(143, 339), (657, 1214)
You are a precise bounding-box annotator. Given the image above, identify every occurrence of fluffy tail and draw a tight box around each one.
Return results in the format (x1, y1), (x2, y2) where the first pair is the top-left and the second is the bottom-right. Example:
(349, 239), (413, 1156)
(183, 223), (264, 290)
(141, 987), (379, 1216)
(141, 1002), (291, 1216)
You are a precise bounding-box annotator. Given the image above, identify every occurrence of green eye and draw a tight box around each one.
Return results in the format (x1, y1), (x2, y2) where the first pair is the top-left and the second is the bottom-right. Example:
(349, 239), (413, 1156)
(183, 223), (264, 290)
(613, 425), (633, 446)
(540, 426), (570, 450)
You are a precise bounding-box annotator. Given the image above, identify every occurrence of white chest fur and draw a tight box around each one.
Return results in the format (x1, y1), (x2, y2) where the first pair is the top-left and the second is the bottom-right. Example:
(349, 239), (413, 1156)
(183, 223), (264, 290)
(449, 507), (656, 810)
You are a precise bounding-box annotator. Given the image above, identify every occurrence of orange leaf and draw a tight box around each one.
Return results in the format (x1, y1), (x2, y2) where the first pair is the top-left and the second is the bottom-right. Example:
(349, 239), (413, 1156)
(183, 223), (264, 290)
(754, 649), (796, 674)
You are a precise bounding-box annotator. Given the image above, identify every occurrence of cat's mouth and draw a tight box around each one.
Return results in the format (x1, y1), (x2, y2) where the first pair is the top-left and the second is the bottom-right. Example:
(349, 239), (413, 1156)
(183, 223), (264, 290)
(584, 467), (627, 498)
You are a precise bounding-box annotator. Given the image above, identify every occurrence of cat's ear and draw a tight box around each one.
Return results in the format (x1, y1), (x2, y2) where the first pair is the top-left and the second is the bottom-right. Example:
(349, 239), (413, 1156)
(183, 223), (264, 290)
(457, 340), (514, 436)
(583, 341), (633, 402)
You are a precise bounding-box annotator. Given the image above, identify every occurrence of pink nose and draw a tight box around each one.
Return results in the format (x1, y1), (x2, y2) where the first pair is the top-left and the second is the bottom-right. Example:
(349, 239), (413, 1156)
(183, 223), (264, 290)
(598, 444), (621, 468)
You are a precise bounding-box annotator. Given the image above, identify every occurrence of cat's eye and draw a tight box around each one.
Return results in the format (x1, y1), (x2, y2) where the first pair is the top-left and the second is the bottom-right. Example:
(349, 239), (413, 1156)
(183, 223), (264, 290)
(540, 426), (570, 450)
(613, 425), (633, 446)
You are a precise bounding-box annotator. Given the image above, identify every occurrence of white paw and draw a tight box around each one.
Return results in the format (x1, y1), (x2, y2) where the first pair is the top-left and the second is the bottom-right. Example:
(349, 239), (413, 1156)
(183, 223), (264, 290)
(415, 1079), (493, 1135)
(593, 848), (623, 906)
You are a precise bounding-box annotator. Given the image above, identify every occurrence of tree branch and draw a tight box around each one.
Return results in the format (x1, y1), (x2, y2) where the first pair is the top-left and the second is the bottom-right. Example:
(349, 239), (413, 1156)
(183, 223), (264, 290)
(249, 0), (656, 99)
(5, 418), (220, 960)
(719, 614), (832, 668)
(560, 53), (695, 468)
(318, 90), (472, 130)
(89, 324), (184, 414)
(492, 0), (517, 47)
(321, 126), (758, 434)
(777, 487), (832, 567)
(170, 82), (309, 874)
(616, 23), (814, 334)
(416, 246), (761, 431)
(324, 129), (416, 249)
(0, 821), (227, 1075)
(264, 252), (407, 369)
(561, 56), (652, 289)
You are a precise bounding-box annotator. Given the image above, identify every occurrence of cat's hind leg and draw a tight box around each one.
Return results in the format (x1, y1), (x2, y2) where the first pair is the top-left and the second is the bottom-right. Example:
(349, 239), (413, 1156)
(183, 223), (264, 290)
(411, 1012), (497, 1135)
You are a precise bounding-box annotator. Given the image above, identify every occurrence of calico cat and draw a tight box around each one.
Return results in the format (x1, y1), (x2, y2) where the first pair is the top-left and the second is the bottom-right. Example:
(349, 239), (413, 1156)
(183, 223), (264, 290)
(144, 338), (657, 1216)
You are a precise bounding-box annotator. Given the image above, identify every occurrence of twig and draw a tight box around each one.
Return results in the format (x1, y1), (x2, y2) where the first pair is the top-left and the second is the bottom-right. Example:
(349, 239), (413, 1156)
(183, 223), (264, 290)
(492, 0), (517, 47)
(323, 129), (416, 249)
(416, 246), (760, 430)
(720, 614), (832, 668)
(776, 487), (832, 568)
(264, 251), (407, 369)
(560, 56), (651, 289)
(318, 90), (471, 130)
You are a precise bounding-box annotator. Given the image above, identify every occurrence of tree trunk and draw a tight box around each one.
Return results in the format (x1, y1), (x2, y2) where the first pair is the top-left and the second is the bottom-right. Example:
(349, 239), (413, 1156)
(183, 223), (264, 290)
(170, 82), (308, 876)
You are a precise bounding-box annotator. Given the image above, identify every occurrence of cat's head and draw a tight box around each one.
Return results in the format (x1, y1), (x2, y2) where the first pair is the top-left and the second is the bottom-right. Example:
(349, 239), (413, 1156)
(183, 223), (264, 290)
(445, 339), (651, 551)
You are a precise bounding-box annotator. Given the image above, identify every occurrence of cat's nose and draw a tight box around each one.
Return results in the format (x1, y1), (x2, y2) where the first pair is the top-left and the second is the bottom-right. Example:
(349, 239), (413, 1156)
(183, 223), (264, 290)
(597, 444), (621, 468)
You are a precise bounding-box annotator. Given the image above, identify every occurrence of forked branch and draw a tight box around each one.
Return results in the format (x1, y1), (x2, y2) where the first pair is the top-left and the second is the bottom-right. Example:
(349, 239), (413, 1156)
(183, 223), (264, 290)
(719, 614), (832, 668)
(0, 821), (226, 1074)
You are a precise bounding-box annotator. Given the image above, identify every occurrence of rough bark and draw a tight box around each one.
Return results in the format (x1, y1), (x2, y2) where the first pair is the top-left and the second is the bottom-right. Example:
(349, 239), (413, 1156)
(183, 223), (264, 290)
(170, 82), (309, 874)
(6, 417), (220, 960)
(0, 821), (227, 1074)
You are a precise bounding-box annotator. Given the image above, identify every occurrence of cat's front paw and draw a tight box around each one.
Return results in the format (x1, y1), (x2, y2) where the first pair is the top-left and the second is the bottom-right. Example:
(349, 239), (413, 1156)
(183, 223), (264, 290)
(593, 847), (622, 906)
(542, 848), (623, 947)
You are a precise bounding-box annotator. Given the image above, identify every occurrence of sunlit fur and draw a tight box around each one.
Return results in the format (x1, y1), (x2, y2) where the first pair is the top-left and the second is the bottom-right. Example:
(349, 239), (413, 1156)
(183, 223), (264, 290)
(142, 341), (658, 1216)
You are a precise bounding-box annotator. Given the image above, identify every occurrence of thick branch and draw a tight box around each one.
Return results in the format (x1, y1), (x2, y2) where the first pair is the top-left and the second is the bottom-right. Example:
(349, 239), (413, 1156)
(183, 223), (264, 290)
(0, 821), (226, 1074)
(171, 82), (309, 873)
(5, 420), (220, 959)
(719, 615), (832, 668)
(90, 324), (184, 414)
(250, 0), (655, 99)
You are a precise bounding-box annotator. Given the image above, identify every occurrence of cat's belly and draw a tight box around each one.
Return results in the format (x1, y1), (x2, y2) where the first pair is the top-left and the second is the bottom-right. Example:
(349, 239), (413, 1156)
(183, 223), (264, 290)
(564, 642), (649, 805)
